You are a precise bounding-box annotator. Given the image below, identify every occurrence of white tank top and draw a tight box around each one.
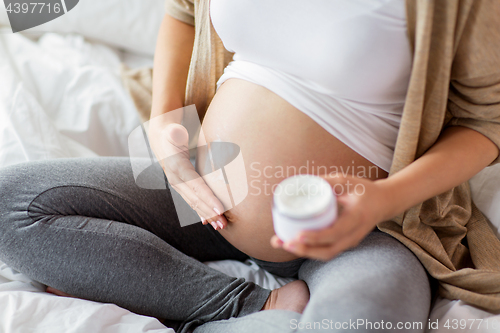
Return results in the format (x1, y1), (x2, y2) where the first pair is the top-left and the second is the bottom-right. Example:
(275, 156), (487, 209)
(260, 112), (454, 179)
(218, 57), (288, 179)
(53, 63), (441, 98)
(210, 0), (412, 172)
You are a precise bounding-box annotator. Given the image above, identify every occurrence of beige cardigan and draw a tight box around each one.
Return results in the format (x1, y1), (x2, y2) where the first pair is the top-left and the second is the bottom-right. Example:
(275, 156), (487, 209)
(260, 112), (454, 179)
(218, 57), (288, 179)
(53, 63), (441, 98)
(156, 0), (500, 311)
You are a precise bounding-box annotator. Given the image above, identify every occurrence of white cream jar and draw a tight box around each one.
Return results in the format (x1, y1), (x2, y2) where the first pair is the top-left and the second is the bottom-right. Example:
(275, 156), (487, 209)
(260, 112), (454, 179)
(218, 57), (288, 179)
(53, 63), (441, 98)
(272, 175), (337, 242)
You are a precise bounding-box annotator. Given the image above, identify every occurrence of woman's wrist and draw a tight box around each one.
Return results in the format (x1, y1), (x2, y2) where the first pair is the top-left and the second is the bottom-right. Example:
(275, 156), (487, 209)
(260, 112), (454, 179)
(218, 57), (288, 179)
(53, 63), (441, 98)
(373, 177), (410, 222)
(150, 101), (183, 126)
(150, 100), (184, 121)
(372, 126), (500, 224)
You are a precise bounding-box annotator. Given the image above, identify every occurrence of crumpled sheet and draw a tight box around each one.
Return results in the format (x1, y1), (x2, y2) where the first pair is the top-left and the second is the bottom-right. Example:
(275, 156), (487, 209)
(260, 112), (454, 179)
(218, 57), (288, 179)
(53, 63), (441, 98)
(0, 30), (291, 333)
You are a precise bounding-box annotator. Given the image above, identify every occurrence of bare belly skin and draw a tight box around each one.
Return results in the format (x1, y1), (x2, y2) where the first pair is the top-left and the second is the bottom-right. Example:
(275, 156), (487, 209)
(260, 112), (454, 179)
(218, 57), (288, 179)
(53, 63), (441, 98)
(198, 79), (388, 262)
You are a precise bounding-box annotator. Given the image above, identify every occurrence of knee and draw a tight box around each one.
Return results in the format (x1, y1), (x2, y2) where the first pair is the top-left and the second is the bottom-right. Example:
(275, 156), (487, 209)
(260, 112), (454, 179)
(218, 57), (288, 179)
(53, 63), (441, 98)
(0, 163), (28, 211)
(0, 163), (42, 233)
(298, 232), (432, 330)
(373, 233), (431, 296)
(299, 232), (430, 292)
(352, 232), (432, 308)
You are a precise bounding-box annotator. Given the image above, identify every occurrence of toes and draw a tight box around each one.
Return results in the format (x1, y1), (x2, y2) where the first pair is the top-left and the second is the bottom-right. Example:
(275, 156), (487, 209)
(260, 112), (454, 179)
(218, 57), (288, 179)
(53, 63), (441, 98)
(46, 286), (75, 298)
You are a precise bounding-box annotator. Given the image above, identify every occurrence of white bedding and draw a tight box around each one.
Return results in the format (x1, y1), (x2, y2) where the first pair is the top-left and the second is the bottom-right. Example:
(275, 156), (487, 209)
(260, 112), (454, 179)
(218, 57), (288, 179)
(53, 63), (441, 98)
(0, 28), (293, 332)
(1, 7), (500, 333)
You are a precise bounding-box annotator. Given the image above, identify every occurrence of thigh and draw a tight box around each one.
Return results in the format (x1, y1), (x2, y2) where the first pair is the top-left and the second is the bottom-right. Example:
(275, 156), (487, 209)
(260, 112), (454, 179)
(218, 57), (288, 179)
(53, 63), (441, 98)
(297, 230), (432, 333)
(0, 157), (246, 262)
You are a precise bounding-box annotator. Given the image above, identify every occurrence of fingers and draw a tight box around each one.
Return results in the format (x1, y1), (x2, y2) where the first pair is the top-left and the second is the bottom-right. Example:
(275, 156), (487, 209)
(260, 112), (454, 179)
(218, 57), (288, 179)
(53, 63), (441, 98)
(168, 173), (213, 216)
(167, 167), (227, 230)
(152, 125), (189, 163)
(295, 195), (355, 246)
(273, 227), (365, 261)
(210, 208), (228, 230)
(46, 287), (75, 298)
(321, 174), (350, 195)
(200, 206), (227, 231)
(270, 193), (368, 260)
(197, 213), (206, 225)
(171, 179), (227, 230)
(284, 243), (335, 261)
(298, 216), (354, 247)
(160, 124), (190, 157)
(284, 237), (354, 261)
(165, 123), (189, 149)
(271, 176), (381, 261)
(297, 225), (341, 247)
(270, 235), (283, 248)
(156, 123), (228, 230)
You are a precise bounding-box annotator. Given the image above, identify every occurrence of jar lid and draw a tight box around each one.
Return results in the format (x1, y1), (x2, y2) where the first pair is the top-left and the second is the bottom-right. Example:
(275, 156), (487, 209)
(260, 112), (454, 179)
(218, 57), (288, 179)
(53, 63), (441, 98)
(273, 175), (334, 219)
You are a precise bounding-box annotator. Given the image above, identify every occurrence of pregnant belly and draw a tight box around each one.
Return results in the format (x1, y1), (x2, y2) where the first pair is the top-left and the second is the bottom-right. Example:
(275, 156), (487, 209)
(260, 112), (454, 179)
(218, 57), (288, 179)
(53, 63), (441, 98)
(198, 78), (388, 262)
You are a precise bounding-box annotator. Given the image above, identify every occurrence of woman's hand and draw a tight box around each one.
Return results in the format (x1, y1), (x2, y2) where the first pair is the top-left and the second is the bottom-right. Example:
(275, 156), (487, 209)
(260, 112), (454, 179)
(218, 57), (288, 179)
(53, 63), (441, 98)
(148, 14), (225, 229)
(148, 119), (228, 230)
(271, 175), (391, 261)
(270, 126), (500, 261)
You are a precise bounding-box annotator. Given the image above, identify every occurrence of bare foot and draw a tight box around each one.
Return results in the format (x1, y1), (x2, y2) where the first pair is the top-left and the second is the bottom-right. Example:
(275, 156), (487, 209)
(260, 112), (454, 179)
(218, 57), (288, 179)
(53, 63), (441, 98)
(261, 280), (309, 314)
(46, 286), (77, 298)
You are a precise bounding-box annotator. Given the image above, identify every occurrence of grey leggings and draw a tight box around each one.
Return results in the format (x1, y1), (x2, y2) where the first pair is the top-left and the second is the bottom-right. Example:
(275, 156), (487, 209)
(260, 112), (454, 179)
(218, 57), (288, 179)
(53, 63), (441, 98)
(0, 158), (434, 332)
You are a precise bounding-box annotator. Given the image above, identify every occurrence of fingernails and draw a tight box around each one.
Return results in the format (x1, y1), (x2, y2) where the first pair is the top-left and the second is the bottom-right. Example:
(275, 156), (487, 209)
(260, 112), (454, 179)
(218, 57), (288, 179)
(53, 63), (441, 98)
(217, 221), (224, 229)
(284, 243), (296, 251)
(214, 208), (222, 216)
(211, 222), (218, 230)
(272, 237), (283, 248)
(201, 218), (206, 225)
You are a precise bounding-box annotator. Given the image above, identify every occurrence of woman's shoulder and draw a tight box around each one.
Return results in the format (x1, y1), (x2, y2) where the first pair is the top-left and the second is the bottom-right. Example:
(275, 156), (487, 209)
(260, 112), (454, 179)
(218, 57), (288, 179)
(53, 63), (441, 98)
(165, 0), (195, 26)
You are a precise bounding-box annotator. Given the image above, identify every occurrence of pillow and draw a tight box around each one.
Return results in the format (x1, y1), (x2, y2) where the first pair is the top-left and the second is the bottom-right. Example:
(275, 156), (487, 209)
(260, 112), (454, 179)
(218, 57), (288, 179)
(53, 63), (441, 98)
(0, 0), (165, 56)
(469, 163), (500, 239)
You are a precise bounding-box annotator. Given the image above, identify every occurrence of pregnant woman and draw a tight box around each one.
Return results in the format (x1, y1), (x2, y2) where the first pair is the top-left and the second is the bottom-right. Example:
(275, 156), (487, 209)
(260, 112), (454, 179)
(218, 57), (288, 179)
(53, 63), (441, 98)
(1, 0), (500, 332)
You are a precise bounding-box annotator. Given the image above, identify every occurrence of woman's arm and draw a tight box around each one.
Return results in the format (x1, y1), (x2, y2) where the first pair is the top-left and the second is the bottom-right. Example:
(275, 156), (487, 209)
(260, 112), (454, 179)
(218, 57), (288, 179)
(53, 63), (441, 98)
(272, 126), (499, 260)
(150, 14), (194, 120)
(377, 126), (498, 221)
(149, 14), (228, 229)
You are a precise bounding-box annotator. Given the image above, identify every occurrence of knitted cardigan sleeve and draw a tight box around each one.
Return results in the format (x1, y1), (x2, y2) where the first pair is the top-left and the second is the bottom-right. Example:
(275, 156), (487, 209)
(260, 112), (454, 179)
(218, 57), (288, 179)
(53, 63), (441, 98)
(165, 0), (195, 26)
(446, 0), (500, 166)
